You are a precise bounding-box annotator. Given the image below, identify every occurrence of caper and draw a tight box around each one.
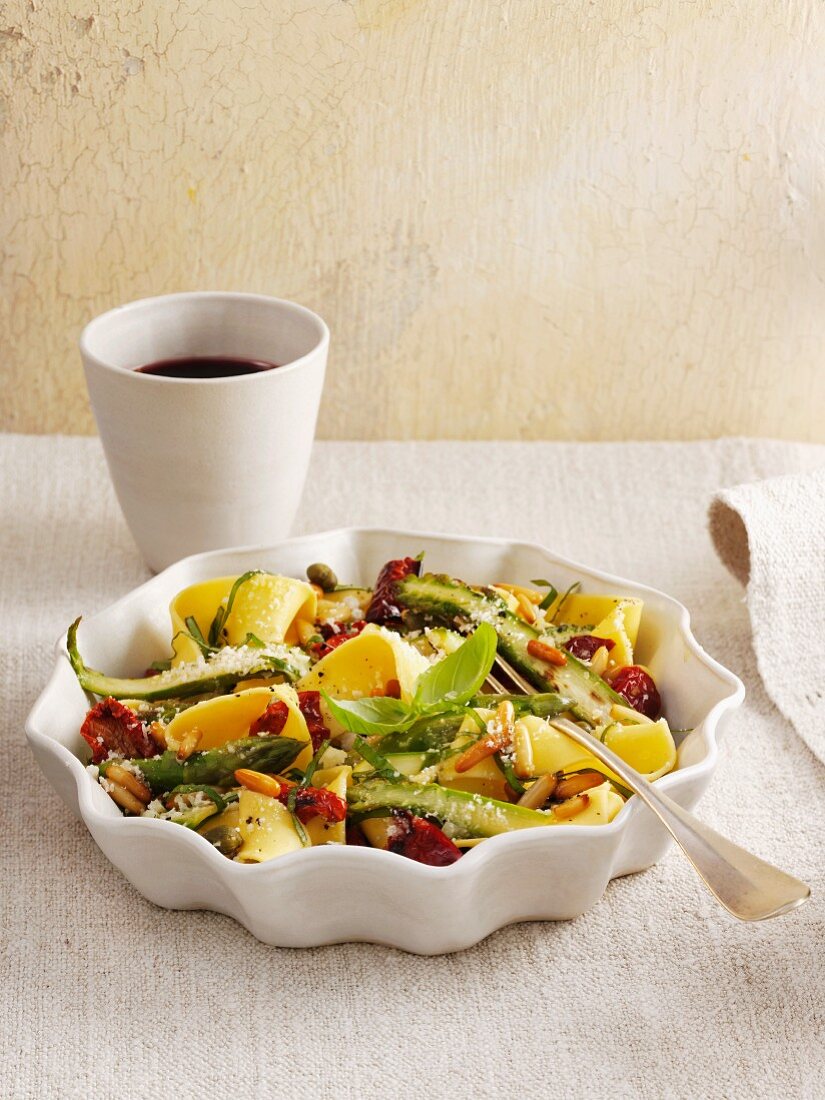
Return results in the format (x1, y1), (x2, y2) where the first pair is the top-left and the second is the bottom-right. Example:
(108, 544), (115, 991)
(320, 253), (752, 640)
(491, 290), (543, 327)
(200, 826), (242, 858)
(306, 562), (338, 592)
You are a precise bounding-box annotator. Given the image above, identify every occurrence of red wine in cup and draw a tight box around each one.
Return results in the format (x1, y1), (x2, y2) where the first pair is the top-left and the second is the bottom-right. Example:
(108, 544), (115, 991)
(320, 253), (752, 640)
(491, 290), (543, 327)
(136, 356), (280, 379)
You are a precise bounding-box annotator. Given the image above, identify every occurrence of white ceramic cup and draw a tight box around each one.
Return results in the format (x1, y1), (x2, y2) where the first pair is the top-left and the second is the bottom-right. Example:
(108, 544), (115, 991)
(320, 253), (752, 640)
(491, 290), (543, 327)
(80, 292), (328, 571)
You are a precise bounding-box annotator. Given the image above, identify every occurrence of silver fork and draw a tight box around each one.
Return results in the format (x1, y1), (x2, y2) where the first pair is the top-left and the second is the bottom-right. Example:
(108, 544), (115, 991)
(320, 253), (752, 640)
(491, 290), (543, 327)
(489, 654), (810, 922)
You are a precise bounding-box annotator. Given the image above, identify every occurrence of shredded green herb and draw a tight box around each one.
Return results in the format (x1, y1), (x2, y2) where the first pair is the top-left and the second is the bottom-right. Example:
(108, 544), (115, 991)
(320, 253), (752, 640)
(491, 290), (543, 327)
(350, 735), (403, 780)
(167, 784), (227, 811)
(302, 739), (331, 788)
(495, 752), (526, 796)
(183, 616), (214, 658)
(207, 570), (263, 648)
(531, 579), (559, 612)
(550, 581), (582, 624)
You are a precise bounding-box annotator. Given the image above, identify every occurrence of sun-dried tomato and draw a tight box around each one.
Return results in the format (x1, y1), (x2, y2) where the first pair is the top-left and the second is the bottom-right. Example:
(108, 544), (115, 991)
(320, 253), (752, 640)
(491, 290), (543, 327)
(611, 665), (662, 719)
(565, 635), (615, 662)
(296, 690), (331, 752)
(310, 620), (366, 659)
(80, 697), (155, 764)
(385, 810), (462, 866)
(365, 557), (421, 624)
(294, 786), (347, 824)
(275, 777), (347, 824)
(346, 822), (368, 846)
(249, 700), (290, 737)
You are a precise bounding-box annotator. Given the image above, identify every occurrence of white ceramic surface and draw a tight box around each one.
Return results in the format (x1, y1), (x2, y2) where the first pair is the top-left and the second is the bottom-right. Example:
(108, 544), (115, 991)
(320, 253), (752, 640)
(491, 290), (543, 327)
(26, 529), (744, 954)
(80, 292), (328, 571)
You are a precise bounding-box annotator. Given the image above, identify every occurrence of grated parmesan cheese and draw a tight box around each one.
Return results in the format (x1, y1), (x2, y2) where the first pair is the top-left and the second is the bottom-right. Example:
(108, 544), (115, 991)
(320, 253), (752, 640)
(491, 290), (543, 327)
(152, 641), (311, 687)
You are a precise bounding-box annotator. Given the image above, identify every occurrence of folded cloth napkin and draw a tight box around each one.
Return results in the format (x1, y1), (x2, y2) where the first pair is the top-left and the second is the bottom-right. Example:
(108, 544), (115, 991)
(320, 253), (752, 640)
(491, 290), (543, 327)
(709, 466), (825, 764)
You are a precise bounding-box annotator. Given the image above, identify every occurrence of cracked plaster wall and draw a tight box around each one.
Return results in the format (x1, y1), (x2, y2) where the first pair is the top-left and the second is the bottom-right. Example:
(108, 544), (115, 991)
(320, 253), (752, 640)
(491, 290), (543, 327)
(1, 1), (823, 441)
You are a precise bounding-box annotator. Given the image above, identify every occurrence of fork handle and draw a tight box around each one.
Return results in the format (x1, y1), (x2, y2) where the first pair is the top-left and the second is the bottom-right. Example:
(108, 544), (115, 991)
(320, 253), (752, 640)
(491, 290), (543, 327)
(550, 719), (810, 921)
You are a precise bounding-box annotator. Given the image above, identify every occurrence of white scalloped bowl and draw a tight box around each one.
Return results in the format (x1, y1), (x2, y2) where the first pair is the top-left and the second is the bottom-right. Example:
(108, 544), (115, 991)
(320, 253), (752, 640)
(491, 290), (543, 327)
(26, 529), (744, 954)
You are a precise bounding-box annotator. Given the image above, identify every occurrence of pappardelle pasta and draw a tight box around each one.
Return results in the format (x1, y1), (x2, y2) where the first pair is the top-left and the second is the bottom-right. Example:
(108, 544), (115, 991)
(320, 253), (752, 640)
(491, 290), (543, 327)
(70, 557), (679, 867)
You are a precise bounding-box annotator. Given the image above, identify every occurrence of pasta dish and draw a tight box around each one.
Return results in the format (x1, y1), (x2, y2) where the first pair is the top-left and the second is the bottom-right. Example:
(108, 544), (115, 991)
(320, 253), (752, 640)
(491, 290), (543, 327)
(69, 556), (678, 867)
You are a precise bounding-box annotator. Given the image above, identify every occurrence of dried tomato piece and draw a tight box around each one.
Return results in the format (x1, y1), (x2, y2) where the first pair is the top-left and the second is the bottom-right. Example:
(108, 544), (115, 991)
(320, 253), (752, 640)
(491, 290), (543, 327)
(611, 665), (662, 719)
(80, 697), (155, 765)
(249, 700), (290, 737)
(346, 823), (368, 846)
(365, 557), (421, 624)
(565, 634), (615, 662)
(293, 786), (347, 824)
(386, 810), (462, 867)
(275, 777), (347, 824)
(309, 621), (366, 660)
(296, 690), (331, 752)
(317, 621), (348, 640)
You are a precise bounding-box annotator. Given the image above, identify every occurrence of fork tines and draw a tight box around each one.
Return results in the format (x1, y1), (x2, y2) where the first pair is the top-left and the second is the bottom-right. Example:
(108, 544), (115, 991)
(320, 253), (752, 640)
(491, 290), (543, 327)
(484, 654), (534, 696)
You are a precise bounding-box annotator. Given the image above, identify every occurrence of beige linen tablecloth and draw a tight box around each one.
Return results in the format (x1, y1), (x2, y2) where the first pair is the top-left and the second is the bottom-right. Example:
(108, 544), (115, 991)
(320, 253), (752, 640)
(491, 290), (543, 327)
(3, 435), (824, 1100)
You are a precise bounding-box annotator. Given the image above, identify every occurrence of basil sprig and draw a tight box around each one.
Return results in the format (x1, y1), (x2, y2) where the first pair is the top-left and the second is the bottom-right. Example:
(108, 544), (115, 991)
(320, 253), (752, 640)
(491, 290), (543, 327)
(322, 623), (497, 738)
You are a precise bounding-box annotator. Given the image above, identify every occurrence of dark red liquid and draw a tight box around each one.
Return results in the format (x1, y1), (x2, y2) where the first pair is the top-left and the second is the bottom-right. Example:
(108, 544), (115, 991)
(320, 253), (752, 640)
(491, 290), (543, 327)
(136, 356), (279, 379)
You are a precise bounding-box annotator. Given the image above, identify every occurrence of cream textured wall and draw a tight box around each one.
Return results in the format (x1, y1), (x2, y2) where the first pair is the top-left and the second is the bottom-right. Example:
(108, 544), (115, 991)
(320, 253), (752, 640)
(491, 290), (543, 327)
(1, 1), (823, 441)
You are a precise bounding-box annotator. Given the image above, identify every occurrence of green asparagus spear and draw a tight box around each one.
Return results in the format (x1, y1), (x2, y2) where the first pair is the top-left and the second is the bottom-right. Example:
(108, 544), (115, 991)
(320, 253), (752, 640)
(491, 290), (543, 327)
(395, 574), (623, 726)
(67, 618), (307, 702)
(98, 736), (306, 794)
(348, 778), (553, 837)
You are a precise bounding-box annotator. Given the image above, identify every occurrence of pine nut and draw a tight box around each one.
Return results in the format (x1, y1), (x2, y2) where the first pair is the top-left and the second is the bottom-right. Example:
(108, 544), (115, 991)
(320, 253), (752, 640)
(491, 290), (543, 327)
(234, 769), (282, 798)
(105, 764), (151, 804)
(107, 782), (147, 815)
(554, 771), (604, 801)
(527, 639), (567, 667)
(454, 735), (506, 773)
(518, 773), (557, 809)
(176, 727), (202, 762)
(589, 645), (610, 678)
(553, 792), (591, 820)
(512, 719), (535, 779)
(148, 721), (167, 750)
(497, 699), (515, 735)
(296, 619), (317, 646)
(496, 583), (542, 604)
(516, 592), (537, 623)
(454, 700), (516, 773)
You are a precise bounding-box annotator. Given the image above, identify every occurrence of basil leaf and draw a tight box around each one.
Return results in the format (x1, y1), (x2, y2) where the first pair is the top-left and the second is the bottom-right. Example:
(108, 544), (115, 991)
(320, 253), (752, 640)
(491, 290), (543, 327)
(413, 622), (497, 710)
(322, 692), (415, 736)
